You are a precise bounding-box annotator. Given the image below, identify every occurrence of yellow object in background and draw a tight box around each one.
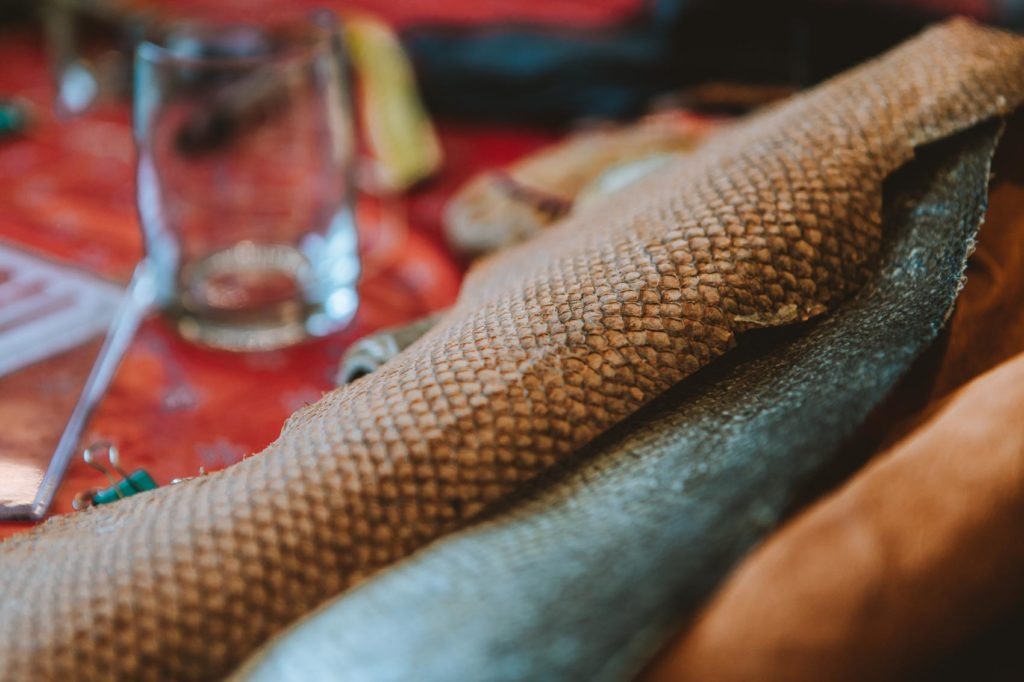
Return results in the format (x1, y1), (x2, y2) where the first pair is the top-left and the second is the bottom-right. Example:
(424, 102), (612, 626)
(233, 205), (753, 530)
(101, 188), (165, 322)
(345, 16), (443, 193)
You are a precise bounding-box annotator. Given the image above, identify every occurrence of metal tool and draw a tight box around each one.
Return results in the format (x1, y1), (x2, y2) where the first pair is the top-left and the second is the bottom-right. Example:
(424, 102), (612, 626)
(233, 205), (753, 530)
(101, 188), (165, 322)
(26, 261), (157, 519)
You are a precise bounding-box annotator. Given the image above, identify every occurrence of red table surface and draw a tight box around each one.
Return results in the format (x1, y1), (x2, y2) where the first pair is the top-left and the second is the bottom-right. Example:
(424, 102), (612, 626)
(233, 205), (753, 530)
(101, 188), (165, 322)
(0, 7), (570, 539)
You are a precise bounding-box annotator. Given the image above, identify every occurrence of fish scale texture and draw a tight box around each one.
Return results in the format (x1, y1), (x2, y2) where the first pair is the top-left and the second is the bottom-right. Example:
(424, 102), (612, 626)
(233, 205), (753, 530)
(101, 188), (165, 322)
(1, 18), (1023, 681)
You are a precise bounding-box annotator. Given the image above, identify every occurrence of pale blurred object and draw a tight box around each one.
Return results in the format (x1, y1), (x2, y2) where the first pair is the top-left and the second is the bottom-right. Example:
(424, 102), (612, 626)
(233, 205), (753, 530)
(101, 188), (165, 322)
(0, 246), (121, 378)
(345, 15), (442, 193)
(38, 0), (153, 116)
(443, 112), (716, 257)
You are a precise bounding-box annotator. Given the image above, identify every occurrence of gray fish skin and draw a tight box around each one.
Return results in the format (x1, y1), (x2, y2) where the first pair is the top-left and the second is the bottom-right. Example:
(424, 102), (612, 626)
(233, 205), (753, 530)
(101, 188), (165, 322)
(234, 120), (1002, 682)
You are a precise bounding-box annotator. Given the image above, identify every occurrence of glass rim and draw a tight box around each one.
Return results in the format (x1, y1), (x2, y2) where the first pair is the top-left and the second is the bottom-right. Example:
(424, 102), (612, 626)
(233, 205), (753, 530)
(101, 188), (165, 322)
(135, 17), (338, 69)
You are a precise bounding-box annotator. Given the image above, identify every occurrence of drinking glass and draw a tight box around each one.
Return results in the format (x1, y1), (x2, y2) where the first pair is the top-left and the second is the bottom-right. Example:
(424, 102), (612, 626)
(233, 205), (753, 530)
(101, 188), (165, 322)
(134, 17), (359, 351)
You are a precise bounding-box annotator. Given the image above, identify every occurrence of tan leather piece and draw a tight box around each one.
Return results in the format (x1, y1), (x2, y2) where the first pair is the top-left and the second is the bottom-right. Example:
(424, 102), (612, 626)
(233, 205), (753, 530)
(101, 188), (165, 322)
(1, 19), (1023, 681)
(930, 157), (1024, 399)
(646, 350), (1024, 682)
(443, 113), (711, 255)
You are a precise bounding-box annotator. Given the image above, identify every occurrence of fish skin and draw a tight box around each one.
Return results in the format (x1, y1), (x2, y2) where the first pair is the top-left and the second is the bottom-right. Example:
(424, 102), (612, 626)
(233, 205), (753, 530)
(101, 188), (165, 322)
(234, 120), (1003, 681)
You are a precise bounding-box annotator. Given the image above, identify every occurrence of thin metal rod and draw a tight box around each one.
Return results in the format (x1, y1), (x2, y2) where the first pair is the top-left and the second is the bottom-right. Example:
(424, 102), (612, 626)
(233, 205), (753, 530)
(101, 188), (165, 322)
(28, 261), (156, 519)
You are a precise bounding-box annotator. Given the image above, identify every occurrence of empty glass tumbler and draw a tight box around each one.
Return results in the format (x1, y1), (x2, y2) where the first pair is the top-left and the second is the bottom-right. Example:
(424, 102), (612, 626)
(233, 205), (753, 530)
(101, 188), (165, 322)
(134, 18), (359, 351)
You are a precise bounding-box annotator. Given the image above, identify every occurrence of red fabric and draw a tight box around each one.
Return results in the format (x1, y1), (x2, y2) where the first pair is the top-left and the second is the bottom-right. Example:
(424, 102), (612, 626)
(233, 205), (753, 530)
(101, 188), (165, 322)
(0, 25), (557, 539)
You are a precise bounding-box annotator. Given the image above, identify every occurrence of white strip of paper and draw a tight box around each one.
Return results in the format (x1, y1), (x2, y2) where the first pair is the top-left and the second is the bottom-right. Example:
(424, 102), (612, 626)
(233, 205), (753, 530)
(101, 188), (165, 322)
(0, 245), (123, 377)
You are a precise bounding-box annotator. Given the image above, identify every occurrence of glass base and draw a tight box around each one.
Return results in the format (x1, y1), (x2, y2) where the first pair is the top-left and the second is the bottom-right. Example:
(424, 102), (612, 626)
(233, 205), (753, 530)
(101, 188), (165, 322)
(170, 243), (358, 352)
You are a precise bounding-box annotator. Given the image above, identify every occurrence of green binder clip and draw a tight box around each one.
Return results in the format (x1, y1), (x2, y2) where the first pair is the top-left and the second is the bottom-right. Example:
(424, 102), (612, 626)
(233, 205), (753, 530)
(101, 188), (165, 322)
(72, 442), (159, 510)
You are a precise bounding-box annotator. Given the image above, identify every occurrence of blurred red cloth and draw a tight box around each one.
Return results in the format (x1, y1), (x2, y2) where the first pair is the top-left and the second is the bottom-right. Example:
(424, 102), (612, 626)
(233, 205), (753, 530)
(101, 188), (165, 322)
(0, 14), (560, 539)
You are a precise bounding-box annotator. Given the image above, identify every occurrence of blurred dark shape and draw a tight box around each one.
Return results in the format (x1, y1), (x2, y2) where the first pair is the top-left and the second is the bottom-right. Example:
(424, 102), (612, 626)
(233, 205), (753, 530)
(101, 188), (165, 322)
(9, 1), (1022, 127)
(404, 0), (1024, 124)
(0, 99), (34, 138)
(173, 65), (290, 156)
(652, 82), (798, 115)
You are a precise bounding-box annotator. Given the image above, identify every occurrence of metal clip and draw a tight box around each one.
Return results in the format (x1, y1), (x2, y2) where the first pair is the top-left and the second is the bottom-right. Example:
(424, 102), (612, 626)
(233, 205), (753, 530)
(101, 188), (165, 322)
(72, 442), (159, 510)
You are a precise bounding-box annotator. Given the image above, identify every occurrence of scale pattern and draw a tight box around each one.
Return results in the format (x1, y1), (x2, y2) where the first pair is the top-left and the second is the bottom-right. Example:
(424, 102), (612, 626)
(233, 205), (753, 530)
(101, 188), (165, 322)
(1, 19), (1023, 681)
